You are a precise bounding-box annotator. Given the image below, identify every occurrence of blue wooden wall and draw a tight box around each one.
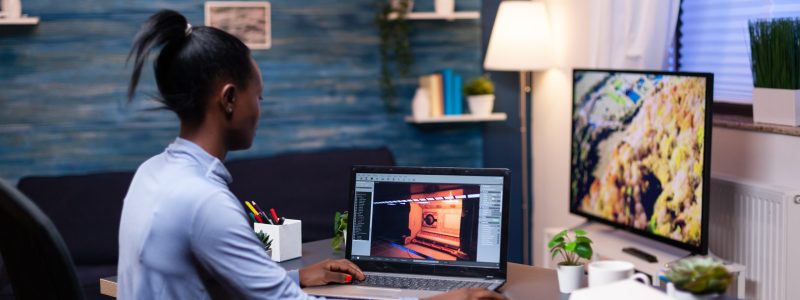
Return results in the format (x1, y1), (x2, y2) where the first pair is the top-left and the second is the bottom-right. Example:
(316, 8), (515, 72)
(0, 0), (484, 183)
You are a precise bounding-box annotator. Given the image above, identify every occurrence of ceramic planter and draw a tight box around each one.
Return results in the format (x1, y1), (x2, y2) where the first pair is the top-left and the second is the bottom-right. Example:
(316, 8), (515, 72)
(556, 264), (584, 293)
(667, 283), (722, 300)
(467, 95), (495, 116)
(752, 87), (800, 126)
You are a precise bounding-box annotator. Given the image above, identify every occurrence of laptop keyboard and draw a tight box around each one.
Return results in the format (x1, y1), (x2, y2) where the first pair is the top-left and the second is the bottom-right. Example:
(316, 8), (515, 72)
(354, 275), (494, 291)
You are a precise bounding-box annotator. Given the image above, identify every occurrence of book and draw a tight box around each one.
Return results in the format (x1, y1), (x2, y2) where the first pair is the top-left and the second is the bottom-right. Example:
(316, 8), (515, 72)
(454, 75), (463, 114)
(424, 74), (443, 117)
(442, 69), (453, 115)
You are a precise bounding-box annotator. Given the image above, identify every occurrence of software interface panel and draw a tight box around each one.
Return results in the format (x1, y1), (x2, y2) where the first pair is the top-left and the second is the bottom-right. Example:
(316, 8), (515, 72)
(350, 173), (503, 268)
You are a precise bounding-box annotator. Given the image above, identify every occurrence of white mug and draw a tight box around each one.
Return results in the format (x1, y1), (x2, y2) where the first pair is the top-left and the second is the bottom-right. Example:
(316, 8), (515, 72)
(588, 260), (650, 287)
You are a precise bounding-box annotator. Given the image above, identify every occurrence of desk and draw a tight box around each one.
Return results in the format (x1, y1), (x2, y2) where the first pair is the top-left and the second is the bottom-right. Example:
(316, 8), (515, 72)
(98, 239), (566, 299)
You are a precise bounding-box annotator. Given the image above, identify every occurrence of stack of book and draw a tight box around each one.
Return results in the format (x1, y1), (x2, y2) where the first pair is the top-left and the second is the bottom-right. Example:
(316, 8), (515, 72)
(418, 68), (464, 117)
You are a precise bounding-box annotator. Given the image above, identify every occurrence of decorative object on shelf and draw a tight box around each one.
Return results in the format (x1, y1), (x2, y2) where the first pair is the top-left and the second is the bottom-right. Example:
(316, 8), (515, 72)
(376, 0), (413, 112)
(255, 230), (273, 256)
(484, 0), (553, 265)
(434, 0), (455, 16)
(0, 0), (22, 19)
(331, 211), (348, 251)
(548, 229), (593, 293)
(411, 87), (430, 119)
(663, 257), (733, 300)
(464, 76), (495, 116)
(749, 17), (800, 126)
(205, 1), (271, 49)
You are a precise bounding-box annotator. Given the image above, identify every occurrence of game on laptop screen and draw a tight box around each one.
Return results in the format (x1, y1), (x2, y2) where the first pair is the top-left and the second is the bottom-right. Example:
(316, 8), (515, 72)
(350, 173), (503, 269)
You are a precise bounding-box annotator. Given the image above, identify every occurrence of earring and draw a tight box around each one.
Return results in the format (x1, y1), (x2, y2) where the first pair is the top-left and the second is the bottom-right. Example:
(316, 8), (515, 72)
(226, 107), (233, 113)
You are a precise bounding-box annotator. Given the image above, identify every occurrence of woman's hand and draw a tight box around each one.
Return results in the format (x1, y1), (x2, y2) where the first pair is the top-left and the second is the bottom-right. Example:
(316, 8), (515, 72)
(423, 288), (507, 300)
(298, 259), (366, 287)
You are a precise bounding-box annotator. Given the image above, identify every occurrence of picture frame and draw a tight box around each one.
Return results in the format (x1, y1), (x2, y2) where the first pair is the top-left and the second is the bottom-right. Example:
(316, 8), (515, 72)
(204, 1), (271, 49)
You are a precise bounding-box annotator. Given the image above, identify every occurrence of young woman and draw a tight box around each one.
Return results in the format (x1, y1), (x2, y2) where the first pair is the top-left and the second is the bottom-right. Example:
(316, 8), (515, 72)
(119, 10), (504, 300)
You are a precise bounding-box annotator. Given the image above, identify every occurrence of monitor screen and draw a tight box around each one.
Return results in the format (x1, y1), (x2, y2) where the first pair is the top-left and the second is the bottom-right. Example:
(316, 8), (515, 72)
(570, 69), (712, 254)
(349, 172), (504, 269)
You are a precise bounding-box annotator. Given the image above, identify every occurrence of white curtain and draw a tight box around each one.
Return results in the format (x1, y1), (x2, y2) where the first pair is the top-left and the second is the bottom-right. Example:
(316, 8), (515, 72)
(587, 0), (681, 69)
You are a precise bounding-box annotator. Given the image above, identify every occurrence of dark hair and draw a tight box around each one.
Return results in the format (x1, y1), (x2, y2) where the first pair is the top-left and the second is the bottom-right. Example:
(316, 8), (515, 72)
(128, 10), (254, 123)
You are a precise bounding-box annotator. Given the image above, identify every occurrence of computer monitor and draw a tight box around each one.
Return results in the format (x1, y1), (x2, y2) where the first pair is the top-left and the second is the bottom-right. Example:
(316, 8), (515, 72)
(347, 166), (510, 278)
(570, 69), (713, 254)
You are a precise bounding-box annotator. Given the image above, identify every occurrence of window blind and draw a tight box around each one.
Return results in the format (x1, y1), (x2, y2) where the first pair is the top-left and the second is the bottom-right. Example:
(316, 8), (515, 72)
(679, 0), (800, 103)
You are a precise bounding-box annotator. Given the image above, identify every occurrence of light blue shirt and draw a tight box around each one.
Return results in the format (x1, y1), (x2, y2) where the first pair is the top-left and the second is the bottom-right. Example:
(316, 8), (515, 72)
(117, 138), (318, 299)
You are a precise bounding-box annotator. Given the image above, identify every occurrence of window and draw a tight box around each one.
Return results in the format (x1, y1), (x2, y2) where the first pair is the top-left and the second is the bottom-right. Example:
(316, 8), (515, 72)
(678, 0), (800, 104)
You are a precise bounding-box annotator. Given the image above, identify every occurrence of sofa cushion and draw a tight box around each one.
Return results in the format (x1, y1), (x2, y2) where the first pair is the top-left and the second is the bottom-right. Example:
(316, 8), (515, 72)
(226, 147), (395, 242)
(16, 172), (133, 266)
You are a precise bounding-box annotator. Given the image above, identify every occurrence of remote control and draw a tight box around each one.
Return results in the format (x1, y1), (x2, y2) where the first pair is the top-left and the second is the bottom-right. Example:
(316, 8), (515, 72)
(622, 247), (658, 263)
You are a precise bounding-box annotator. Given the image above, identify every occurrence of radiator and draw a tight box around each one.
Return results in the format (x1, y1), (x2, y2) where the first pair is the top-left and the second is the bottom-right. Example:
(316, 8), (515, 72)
(709, 175), (800, 300)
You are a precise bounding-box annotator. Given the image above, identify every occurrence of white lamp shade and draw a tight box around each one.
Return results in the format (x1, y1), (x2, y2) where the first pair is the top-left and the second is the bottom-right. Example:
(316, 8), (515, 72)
(484, 1), (553, 71)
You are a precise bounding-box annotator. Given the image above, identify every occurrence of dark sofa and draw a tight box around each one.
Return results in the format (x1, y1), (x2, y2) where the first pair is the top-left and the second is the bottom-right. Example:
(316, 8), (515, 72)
(0, 147), (394, 299)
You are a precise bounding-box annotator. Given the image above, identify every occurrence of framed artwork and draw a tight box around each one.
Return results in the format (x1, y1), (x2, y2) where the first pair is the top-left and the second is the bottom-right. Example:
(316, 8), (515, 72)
(205, 1), (271, 49)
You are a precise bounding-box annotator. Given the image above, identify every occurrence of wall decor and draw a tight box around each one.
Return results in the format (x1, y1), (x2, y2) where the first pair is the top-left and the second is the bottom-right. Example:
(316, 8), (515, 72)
(205, 1), (271, 49)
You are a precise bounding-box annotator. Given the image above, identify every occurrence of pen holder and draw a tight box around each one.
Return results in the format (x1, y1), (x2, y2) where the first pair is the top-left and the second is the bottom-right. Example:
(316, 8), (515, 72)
(254, 219), (302, 262)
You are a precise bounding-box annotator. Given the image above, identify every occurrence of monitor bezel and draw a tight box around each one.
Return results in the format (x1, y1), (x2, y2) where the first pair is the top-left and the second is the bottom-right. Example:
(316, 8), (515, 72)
(346, 165), (511, 279)
(569, 68), (712, 255)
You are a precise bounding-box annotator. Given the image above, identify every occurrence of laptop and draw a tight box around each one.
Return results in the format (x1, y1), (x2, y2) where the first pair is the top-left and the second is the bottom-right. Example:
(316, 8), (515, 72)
(304, 166), (511, 299)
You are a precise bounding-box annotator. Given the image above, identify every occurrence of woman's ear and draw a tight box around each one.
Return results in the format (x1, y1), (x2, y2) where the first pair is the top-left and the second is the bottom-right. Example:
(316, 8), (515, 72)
(220, 83), (236, 115)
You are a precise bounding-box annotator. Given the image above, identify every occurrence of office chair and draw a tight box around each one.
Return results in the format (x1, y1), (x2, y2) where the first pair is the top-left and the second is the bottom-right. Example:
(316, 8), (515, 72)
(0, 178), (84, 300)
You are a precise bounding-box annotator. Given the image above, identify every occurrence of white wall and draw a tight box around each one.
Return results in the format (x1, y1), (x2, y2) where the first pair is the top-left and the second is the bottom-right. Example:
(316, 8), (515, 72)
(530, 0), (800, 267)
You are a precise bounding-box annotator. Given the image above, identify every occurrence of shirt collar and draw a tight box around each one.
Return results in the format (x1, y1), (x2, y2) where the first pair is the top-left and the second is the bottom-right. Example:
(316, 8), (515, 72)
(166, 137), (233, 185)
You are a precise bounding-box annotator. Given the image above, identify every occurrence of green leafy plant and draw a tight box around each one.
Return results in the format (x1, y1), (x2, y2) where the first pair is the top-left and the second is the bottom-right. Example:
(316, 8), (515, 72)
(664, 257), (733, 295)
(464, 76), (495, 96)
(547, 229), (593, 266)
(255, 231), (273, 252)
(331, 211), (349, 250)
(748, 18), (800, 89)
(376, 0), (413, 112)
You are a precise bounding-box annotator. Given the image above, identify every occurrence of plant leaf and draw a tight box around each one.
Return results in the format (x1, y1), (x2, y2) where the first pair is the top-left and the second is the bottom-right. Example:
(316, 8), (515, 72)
(574, 229), (587, 236)
(575, 243), (593, 260)
(575, 236), (592, 244)
(565, 241), (577, 252)
(547, 236), (565, 249)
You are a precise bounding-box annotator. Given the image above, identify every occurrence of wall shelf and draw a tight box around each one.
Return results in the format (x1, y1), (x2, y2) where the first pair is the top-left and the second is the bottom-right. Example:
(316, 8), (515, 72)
(405, 113), (507, 124)
(0, 16), (40, 26)
(388, 11), (480, 21)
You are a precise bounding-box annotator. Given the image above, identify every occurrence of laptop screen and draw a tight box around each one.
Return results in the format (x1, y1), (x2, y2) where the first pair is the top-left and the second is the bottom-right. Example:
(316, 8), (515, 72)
(349, 171), (504, 269)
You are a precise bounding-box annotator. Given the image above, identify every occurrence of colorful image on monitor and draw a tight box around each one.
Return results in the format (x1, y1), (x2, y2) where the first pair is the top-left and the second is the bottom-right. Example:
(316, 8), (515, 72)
(571, 70), (709, 247)
(370, 182), (480, 261)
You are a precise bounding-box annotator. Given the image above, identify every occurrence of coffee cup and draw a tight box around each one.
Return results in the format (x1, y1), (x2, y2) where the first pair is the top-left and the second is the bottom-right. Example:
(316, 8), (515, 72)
(588, 260), (650, 287)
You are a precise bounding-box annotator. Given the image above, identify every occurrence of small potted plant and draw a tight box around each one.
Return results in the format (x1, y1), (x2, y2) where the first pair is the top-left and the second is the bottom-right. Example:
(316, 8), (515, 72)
(749, 18), (800, 126)
(464, 76), (496, 116)
(664, 257), (733, 300)
(255, 231), (273, 258)
(548, 229), (593, 293)
(331, 211), (349, 251)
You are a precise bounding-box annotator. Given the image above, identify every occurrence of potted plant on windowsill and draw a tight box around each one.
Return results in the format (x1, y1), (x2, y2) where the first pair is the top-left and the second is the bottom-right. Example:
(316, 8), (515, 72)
(464, 76), (496, 116)
(663, 257), (733, 300)
(749, 18), (800, 126)
(548, 229), (593, 293)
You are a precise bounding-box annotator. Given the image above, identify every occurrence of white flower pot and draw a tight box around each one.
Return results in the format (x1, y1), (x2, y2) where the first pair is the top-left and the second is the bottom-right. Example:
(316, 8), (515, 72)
(467, 95), (495, 116)
(752, 87), (800, 126)
(667, 283), (722, 300)
(556, 264), (584, 293)
(435, 0), (455, 15)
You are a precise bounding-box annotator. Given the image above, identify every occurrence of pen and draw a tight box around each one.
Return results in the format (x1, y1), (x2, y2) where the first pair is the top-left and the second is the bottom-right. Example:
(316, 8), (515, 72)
(269, 208), (280, 225)
(244, 201), (261, 220)
(251, 201), (271, 224)
(248, 212), (257, 223)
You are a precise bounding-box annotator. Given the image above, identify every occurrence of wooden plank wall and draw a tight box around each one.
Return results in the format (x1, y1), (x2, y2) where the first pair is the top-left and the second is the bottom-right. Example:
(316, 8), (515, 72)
(0, 0), (483, 183)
